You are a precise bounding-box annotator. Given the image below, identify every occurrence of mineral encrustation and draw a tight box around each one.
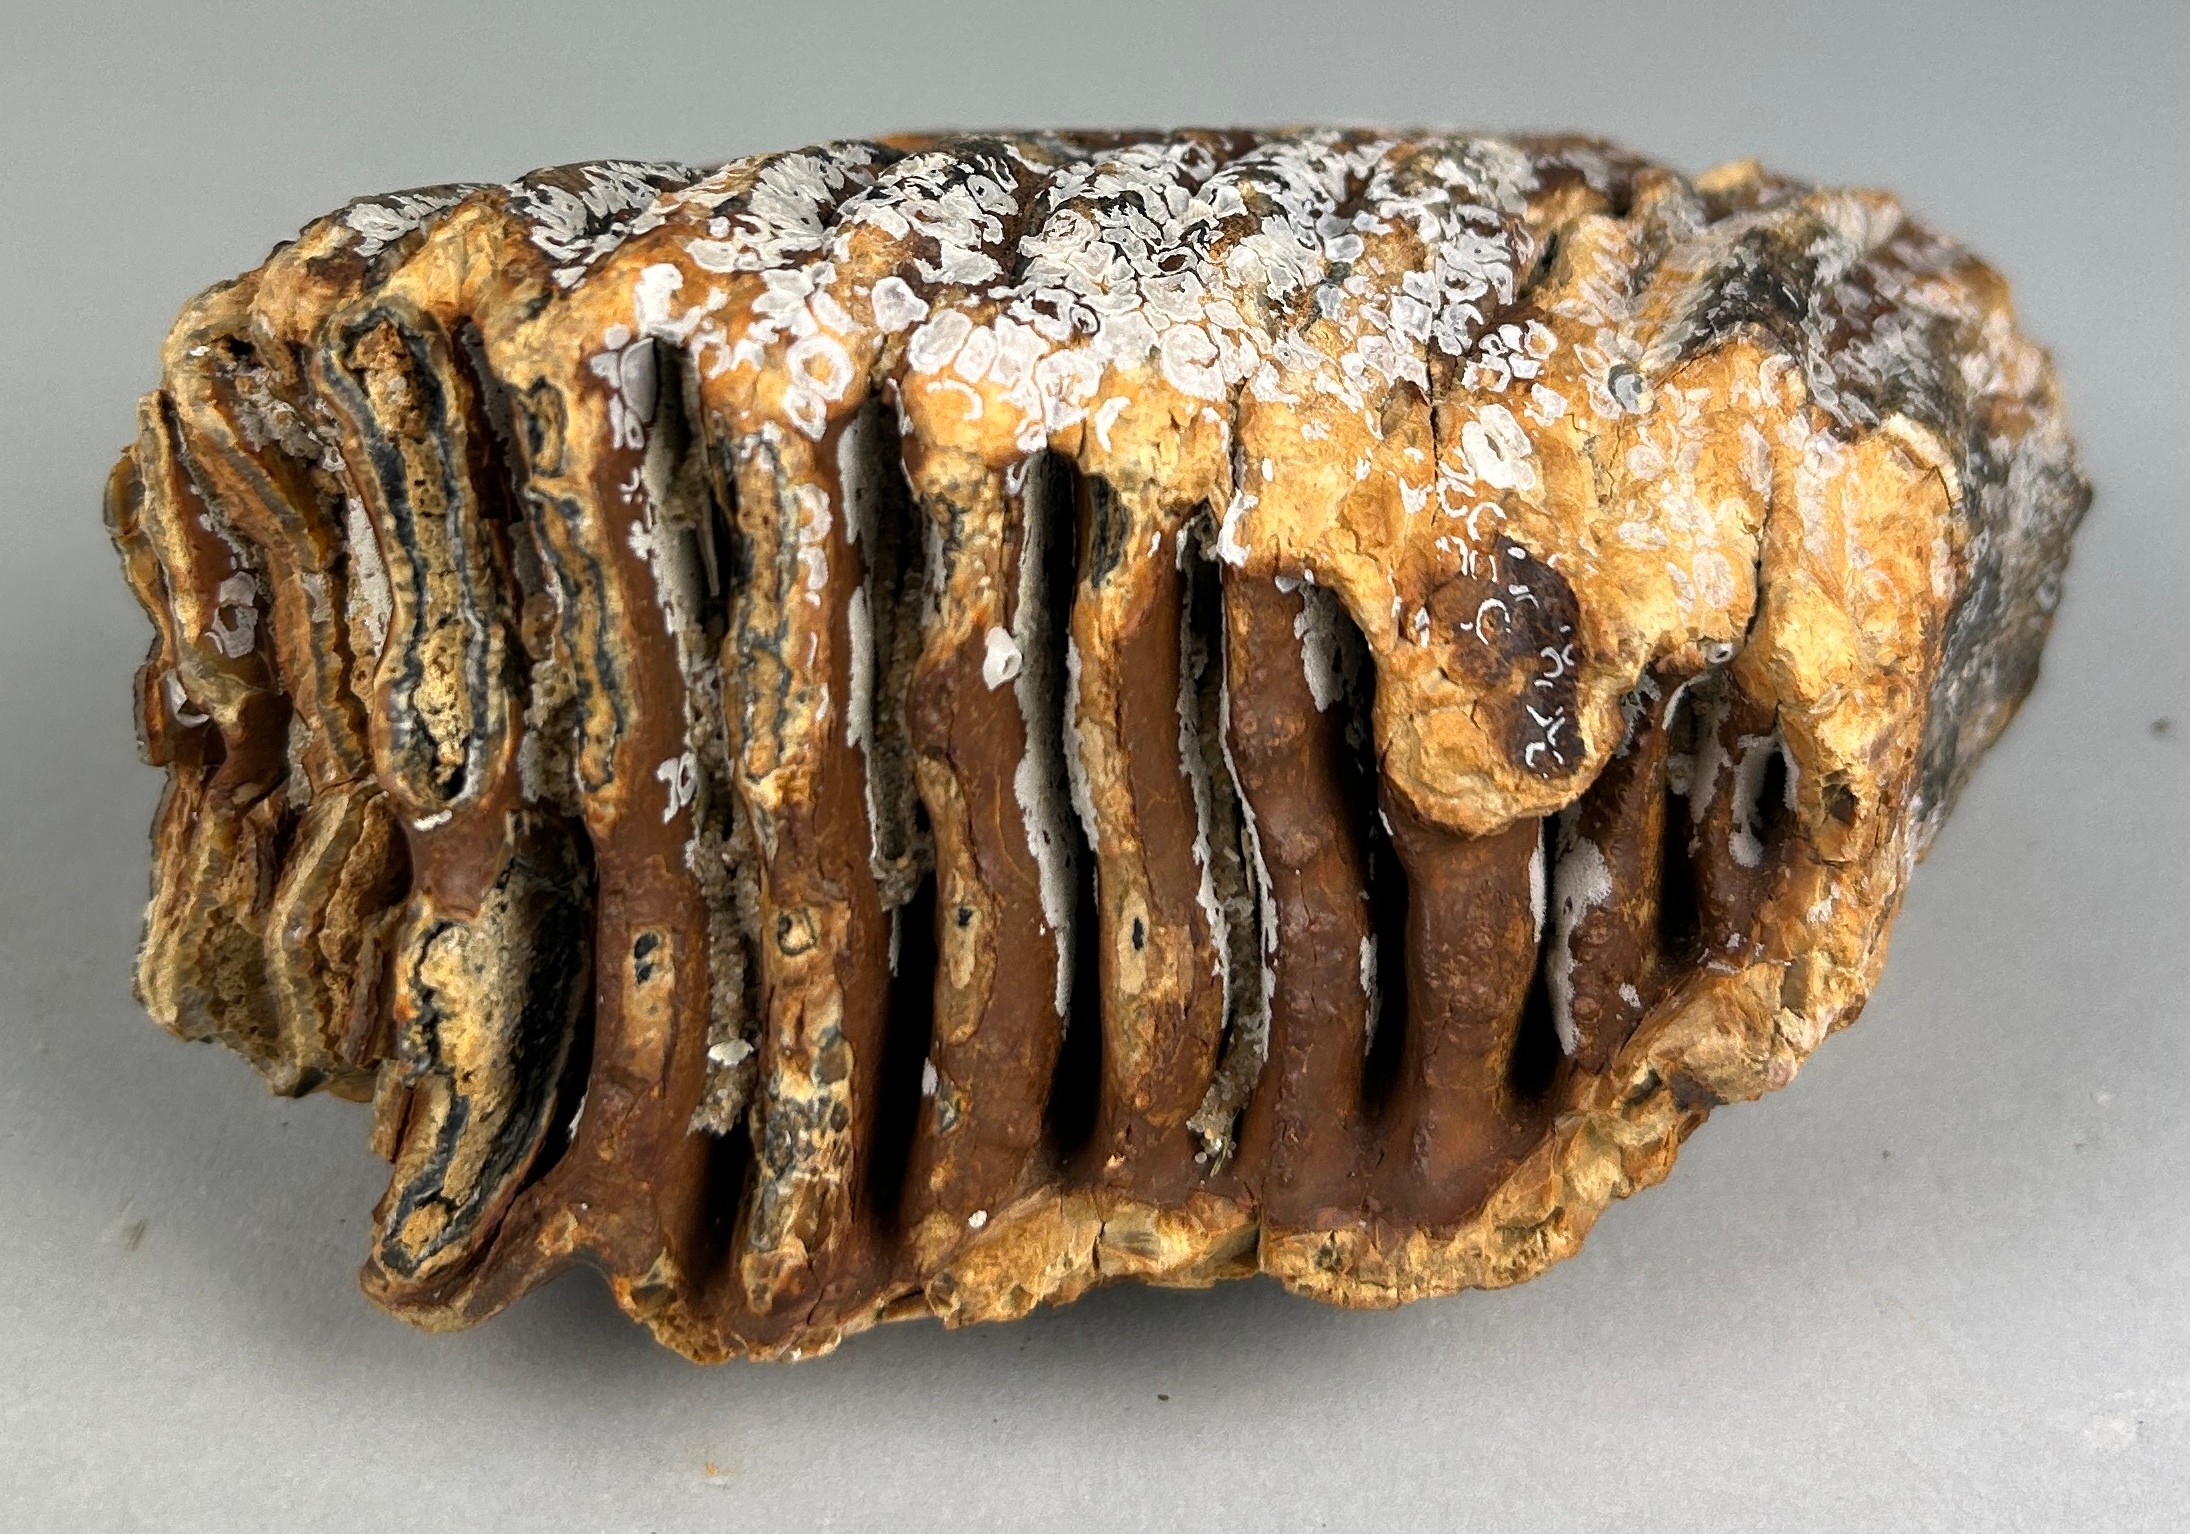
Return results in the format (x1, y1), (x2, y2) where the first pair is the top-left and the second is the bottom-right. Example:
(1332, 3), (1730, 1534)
(106, 130), (2088, 1360)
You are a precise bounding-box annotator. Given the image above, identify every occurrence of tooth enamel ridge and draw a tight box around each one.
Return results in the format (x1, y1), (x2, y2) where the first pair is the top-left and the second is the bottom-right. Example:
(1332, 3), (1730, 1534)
(105, 131), (2087, 1359)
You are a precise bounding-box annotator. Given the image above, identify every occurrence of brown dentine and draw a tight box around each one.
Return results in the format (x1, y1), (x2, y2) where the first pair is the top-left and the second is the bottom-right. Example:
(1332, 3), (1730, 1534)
(104, 131), (2089, 1360)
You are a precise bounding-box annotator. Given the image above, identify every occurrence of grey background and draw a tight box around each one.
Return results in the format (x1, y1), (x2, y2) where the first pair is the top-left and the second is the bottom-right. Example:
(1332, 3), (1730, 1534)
(3, 1), (2183, 1528)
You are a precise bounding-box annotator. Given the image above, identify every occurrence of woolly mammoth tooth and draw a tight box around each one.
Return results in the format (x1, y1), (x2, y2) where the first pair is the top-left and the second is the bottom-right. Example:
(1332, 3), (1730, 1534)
(106, 130), (2088, 1361)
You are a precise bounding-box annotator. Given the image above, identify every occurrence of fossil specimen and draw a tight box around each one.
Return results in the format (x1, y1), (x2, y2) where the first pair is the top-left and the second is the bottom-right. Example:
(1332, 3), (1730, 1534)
(106, 130), (2086, 1360)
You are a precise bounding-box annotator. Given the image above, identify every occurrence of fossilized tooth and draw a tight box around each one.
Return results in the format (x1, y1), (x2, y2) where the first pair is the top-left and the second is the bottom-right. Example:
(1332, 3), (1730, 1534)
(106, 129), (2088, 1360)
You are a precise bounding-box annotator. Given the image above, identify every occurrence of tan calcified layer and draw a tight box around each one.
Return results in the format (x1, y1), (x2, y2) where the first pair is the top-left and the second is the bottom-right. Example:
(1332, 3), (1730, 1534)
(106, 131), (2087, 1361)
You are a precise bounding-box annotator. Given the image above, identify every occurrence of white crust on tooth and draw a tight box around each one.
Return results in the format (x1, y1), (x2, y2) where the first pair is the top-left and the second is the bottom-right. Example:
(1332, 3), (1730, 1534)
(1359, 934), (1381, 1057)
(1218, 664), (1277, 1047)
(1062, 636), (1099, 857)
(1547, 829), (1614, 1056)
(981, 626), (1023, 688)
(123, 129), (2086, 1349)
(1528, 830), (1548, 945)
(837, 407), (889, 880)
(341, 490), (393, 656)
(1009, 457), (1080, 1019)
(1728, 730), (1794, 870)
(1293, 581), (1347, 712)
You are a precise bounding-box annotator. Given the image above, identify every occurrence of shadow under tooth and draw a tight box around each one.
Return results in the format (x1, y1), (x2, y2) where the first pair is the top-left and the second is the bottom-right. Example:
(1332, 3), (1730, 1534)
(897, 451), (1073, 1277)
(1374, 798), (1549, 1229)
(1546, 676), (1689, 1075)
(1222, 578), (1377, 1229)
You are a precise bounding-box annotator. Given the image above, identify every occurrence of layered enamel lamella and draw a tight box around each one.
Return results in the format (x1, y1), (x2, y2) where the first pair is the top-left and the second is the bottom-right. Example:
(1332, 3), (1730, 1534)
(106, 129), (2086, 1360)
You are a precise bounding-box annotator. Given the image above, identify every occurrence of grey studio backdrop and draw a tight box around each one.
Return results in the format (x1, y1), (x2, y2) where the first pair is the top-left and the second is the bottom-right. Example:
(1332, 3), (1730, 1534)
(3, 3), (2183, 1529)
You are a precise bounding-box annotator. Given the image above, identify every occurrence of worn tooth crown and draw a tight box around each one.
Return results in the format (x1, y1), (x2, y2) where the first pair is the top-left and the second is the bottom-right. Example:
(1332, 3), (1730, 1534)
(106, 130), (2087, 1360)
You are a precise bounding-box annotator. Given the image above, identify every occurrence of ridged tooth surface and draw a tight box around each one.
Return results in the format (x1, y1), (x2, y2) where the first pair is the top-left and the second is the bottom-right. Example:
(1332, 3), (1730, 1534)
(315, 300), (515, 813)
(1068, 473), (1232, 1205)
(1221, 578), (1377, 1229)
(366, 809), (592, 1293)
(264, 782), (411, 1081)
(311, 280), (560, 1295)
(152, 283), (411, 1095)
(164, 281), (372, 789)
(898, 452), (1070, 1269)
(393, 165), (739, 1336)
(722, 415), (898, 1315)
(108, 131), (2088, 1360)
(123, 393), (290, 1074)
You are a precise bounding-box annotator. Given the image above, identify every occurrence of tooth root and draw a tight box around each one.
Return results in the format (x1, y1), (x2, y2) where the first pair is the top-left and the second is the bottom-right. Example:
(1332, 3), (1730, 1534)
(1221, 577), (1375, 1227)
(1546, 679), (1686, 1075)
(1375, 804), (1549, 1228)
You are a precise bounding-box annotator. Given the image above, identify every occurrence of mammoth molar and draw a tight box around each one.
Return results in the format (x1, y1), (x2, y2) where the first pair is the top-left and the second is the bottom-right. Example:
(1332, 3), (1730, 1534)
(105, 130), (2088, 1360)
